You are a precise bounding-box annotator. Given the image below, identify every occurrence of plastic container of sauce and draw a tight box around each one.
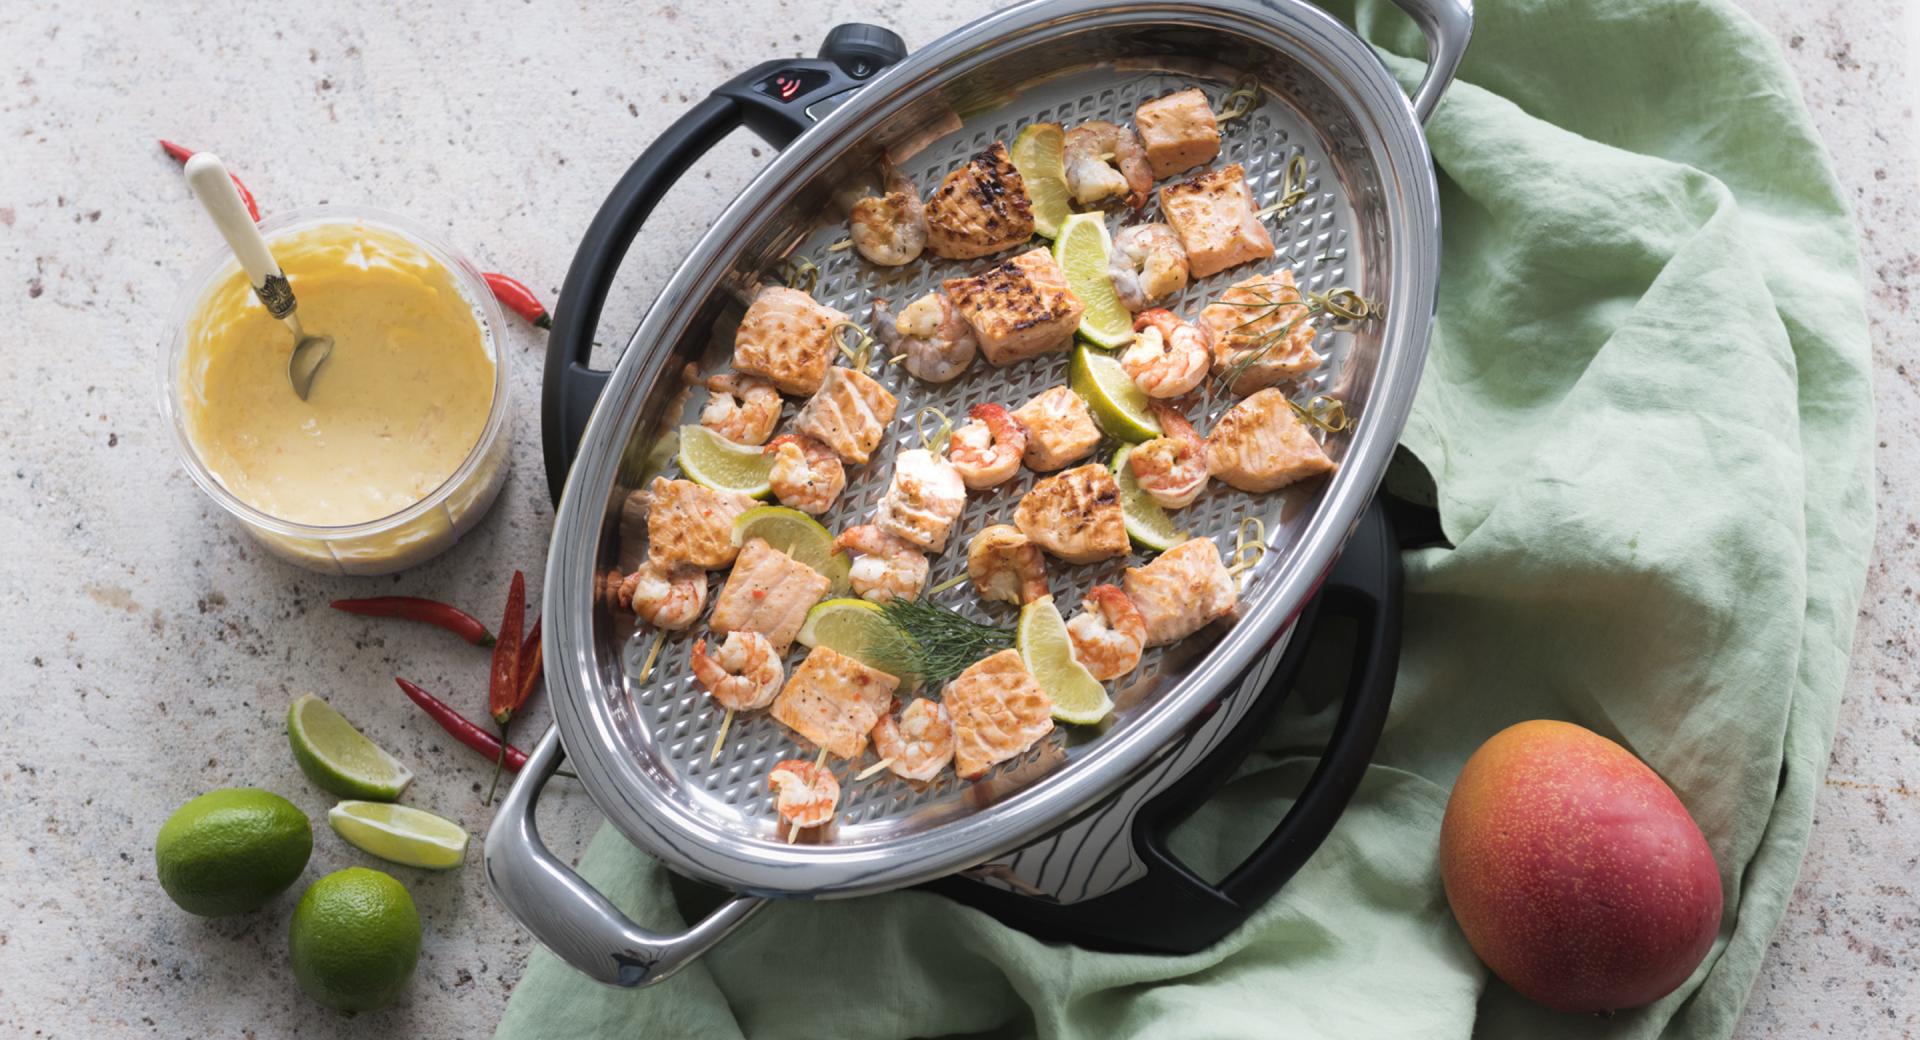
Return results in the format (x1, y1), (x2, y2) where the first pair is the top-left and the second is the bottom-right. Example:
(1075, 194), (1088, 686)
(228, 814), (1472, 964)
(162, 207), (510, 574)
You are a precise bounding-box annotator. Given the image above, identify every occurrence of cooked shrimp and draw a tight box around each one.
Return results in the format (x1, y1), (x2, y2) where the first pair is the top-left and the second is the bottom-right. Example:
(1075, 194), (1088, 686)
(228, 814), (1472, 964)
(765, 434), (846, 516)
(1066, 584), (1146, 681)
(690, 630), (784, 712)
(872, 294), (977, 384)
(834, 524), (930, 604)
(876, 448), (968, 553)
(685, 365), (781, 446)
(1129, 403), (1210, 509)
(869, 698), (955, 782)
(1108, 223), (1190, 312)
(768, 759), (840, 830)
(623, 559), (708, 630)
(848, 163), (928, 266)
(944, 403), (1024, 490)
(1063, 120), (1153, 210)
(1121, 309), (1209, 399)
(967, 524), (1049, 606)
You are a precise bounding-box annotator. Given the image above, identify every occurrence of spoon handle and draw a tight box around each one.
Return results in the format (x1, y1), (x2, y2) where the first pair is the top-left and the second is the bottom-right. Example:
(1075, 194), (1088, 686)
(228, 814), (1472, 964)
(184, 153), (297, 321)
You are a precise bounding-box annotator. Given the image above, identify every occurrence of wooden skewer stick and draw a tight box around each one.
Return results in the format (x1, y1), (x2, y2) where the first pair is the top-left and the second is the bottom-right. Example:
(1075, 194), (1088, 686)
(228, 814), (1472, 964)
(709, 708), (735, 764)
(855, 757), (895, 781)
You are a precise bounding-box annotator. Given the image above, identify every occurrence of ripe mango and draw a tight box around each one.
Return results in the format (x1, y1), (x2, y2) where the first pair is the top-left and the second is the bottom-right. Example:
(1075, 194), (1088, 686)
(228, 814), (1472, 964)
(1440, 720), (1722, 1013)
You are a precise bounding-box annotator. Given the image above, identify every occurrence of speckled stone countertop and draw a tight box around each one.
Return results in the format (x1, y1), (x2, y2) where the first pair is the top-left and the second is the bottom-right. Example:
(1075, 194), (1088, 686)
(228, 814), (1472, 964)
(0, 2), (1910, 1037)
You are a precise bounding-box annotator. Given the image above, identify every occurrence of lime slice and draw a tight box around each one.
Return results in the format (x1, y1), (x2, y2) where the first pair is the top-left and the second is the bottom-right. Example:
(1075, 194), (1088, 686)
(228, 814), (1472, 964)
(287, 694), (413, 802)
(823, 551), (854, 597)
(677, 424), (774, 498)
(1010, 122), (1072, 239)
(1111, 445), (1189, 551)
(733, 505), (835, 573)
(1052, 213), (1133, 347)
(1017, 595), (1113, 725)
(327, 801), (469, 870)
(1070, 342), (1161, 443)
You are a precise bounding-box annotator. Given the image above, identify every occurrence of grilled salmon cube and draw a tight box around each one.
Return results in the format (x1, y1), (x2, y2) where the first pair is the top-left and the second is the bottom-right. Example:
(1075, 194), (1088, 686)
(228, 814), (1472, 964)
(1159, 164), (1274, 278)
(925, 142), (1035, 260)
(1013, 463), (1128, 564)
(732, 286), (848, 396)
(944, 648), (1054, 780)
(643, 476), (756, 570)
(1204, 387), (1337, 493)
(1135, 88), (1221, 179)
(791, 365), (898, 465)
(1011, 386), (1101, 472)
(708, 538), (831, 653)
(1124, 537), (1236, 646)
(771, 645), (900, 760)
(944, 249), (1085, 367)
(1197, 270), (1323, 397)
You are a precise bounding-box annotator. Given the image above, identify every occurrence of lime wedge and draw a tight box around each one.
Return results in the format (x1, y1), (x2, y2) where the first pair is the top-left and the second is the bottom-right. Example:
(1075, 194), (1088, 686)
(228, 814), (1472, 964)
(733, 505), (835, 574)
(1010, 122), (1072, 240)
(678, 425), (774, 498)
(1052, 213), (1133, 347)
(327, 801), (469, 870)
(823, 551), (854, 597)
(1070, 342), (1162, 443)
(797, 598), (914, 679)
(1017, 595), (1113, 725)
(1112, 445), (1189, 552)
(287, 694), (413, 802)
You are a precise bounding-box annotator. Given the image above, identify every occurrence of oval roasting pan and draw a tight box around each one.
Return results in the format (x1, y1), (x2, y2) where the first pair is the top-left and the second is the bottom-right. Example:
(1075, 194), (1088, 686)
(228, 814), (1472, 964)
(489, 0), (1469, 988)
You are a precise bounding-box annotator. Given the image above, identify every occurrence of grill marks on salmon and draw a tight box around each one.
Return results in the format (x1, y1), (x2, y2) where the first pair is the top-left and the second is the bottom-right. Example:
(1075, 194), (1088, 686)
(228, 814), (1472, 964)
(791, 366), (899, 465)
(642, 476), (756, 570)
(1014, 463), (1128, 565)
(732, 286), (849, 396)
(1159, 163), (1274, 278)
(943, 649), (1055, 780)
(942, 248), (1085, 366)
(1011, 385), (1101, 472)
(707, 538), (832, 654)
(1204, 387), (1337, 493)
(771, 645), (901, 760)
(924, 142), (1036, 260)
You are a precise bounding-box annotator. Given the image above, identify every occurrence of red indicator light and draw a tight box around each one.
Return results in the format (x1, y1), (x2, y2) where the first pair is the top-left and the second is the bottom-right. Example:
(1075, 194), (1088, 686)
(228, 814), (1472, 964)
(777, 76), (801, 100)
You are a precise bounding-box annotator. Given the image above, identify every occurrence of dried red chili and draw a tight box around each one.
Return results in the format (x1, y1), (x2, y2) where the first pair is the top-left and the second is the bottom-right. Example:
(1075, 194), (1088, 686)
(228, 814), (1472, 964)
(483, 272), (552, 328)
(158, 139), (261, 221)
(488, 572), (527, 726)
(330, 596), (495, 647)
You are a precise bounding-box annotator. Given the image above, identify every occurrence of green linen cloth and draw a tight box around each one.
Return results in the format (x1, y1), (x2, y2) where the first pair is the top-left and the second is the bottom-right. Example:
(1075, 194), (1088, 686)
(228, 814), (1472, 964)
(496, 0), (1874, 1035)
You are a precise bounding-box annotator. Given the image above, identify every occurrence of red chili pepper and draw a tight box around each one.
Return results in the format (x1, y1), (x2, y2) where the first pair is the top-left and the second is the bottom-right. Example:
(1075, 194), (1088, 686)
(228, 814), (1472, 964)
(158, 139), (261, 222)
(331, 596), (495, 647)
(516, 616), (544, 710)
(488, 571), (527, 726)
(483, 272), (552, 329)
(395, 677), (528, 772)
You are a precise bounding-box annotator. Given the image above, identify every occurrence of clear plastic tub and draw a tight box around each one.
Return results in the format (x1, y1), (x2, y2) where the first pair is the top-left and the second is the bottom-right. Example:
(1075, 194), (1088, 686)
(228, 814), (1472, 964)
(161, 206), (511, 575)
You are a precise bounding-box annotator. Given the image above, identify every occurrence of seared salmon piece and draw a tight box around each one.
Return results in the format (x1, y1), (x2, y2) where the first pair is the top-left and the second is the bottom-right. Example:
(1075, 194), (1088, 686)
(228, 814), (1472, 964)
(1204, 387), (1337, 493)
(924, 142), (1035, 260)
(943, 248), (1085, 366)
(771, 645), (900, 759)
(1159, 164), (1274, 278)
(732, 286), (848, 396)
(1134, 88), (1221, 179)
(1013, 463), (1128, 565)
(708, 538), (831, 653)
(1011, 385), (1100, 472)
(643, 476), (755, 570)
(874, 448), (967, 553)
(1123, 537), (1236, 646)
(943, 649), (1054, 780)
(1198, 270), (1323, 397)
(791, 366), (899, 465)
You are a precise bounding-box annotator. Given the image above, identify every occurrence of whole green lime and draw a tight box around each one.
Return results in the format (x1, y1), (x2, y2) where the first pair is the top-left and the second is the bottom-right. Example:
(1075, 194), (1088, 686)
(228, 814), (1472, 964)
(154, 788), (312, 917)
(288, 867), (421, 1012)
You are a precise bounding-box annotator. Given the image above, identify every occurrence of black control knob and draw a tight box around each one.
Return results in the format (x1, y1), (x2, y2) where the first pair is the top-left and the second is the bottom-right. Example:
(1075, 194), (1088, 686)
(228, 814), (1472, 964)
(817, 23), (907, 79)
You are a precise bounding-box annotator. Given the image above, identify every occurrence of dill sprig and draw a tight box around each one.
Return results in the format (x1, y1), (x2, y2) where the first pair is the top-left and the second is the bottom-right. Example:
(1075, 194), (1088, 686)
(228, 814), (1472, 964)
(871, 598), (1014, 687)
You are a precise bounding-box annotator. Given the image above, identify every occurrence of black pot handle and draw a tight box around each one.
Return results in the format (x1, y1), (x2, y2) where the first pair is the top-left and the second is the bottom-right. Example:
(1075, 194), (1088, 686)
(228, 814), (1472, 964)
(542, 26), (907, 504)
(930, 499), (1404, 953)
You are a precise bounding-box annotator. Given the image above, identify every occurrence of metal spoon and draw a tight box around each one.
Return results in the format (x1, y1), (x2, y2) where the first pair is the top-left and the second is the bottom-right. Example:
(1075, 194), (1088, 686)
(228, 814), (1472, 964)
(184, 154), (333, 399)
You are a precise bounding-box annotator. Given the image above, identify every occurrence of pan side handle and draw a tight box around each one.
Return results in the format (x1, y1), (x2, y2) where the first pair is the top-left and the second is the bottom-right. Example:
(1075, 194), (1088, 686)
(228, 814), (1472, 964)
(483, 727), (765, 988)
(1388, 0), (1473, 122)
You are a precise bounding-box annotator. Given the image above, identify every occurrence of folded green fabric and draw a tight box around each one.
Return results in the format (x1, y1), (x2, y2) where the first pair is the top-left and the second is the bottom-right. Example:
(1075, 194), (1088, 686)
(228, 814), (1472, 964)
(496, 1), (1873, 1036)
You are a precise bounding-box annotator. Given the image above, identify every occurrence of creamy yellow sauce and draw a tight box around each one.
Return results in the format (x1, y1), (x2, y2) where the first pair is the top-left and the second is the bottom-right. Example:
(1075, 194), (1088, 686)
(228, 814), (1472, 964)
(180, 223), (495, 527)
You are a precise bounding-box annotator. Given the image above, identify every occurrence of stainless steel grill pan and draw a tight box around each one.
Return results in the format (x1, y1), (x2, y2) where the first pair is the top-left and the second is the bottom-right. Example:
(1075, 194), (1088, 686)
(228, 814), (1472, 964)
(488, 0), (1469, 987)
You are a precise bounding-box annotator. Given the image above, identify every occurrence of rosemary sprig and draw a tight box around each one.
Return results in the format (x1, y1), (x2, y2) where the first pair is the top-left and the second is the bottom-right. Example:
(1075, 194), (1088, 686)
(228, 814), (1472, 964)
(1212, 282), (1378, 395)
(870, 598), (1014, 687)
